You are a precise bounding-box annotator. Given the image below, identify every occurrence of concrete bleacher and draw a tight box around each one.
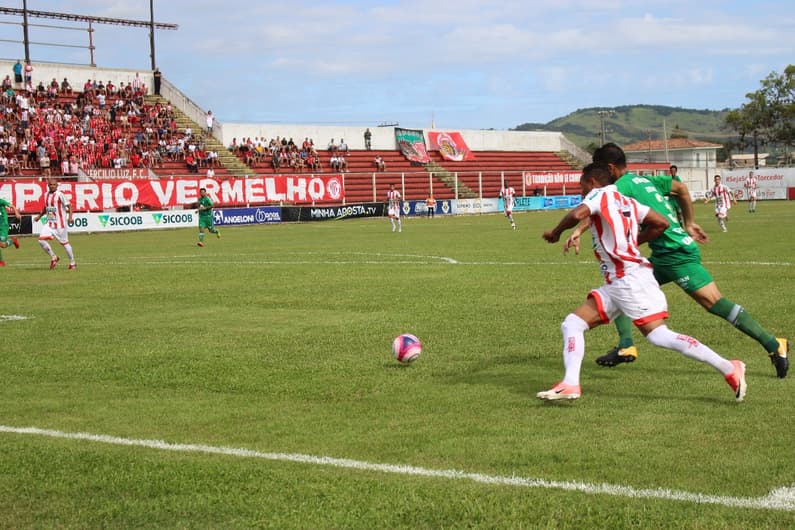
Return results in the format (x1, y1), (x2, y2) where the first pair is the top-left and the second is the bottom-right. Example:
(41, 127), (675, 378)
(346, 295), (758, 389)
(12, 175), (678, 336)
(0, 60), (585, 206)
(426, 150), (578, 198)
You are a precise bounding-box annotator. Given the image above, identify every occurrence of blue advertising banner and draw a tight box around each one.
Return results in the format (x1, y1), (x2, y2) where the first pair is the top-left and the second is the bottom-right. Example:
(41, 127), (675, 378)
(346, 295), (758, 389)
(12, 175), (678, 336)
(402, 199), (452, 216)
(500, 195), (581, 212)
(212, 207), (281, 226)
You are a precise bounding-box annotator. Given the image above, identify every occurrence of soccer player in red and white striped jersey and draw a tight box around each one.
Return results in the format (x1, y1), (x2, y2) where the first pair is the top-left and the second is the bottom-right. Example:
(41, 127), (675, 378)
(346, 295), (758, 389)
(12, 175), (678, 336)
(744, 170), (758, 213)
(387, 184), (402, 233)
(706, 174), (735, 232)
(538, 163), (747, 402)
(33, 178), (76, 269)
(499, 183), (517, 230)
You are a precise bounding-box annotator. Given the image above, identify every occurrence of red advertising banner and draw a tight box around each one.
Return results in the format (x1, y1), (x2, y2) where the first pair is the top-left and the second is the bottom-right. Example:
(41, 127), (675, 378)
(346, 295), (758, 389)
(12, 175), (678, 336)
(1, 175), (345, 213)
(83, 168), (155, 180)
(427, 131), (475, 161)
(523, 171), (581, 186)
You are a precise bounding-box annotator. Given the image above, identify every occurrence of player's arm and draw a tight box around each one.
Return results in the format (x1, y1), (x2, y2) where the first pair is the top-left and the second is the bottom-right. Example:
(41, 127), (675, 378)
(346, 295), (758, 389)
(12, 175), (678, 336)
(563, 219), (590, 255)
(638, 208), (669, 245)
(669, 180), (708, 244)
(543, 204), (590, 244)
(65, 199), (73, 224)
(7, 203), (21, 221)
(33, 205), (46, 222)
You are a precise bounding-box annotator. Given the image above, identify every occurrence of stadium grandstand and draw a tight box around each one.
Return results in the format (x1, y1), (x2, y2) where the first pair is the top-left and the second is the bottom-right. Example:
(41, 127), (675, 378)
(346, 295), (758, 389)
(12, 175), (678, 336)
(0, 58), (590, 212)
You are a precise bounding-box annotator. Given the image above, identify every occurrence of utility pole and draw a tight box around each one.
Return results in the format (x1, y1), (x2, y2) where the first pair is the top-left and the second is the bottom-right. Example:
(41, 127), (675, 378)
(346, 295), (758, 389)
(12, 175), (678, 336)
(22, 0), (30, 62)
(149, 0), (156, 70)
(597, 110), (613, 146)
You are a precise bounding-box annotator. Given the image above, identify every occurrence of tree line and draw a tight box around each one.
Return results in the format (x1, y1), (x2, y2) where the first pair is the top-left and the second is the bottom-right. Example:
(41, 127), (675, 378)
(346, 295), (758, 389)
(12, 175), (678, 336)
(725, 65), (795, 167)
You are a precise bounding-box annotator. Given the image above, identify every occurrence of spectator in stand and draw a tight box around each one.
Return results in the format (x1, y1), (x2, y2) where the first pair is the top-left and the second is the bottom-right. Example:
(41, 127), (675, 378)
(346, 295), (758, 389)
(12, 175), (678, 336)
(185, 153), (198, 173)
(132, 72), (144, 92)
(329, 153), (339, 171)
(47, 78), (58, 100)
(23, 60), (33, 92)
(60, 77), (72, 94)
(129, 150), (141, 168)
(302, 137), (313, 150)
(338, 153), (348, 172)
(13, 60), (23, 87)
(364, 128), (372, 150)
(205, 110), (214, 135)
(374, 155), (386, 172)
(2, 75), (12, 91)
(328, 138), (337, 152)
(153, 68), (162, 95)
(206, 166), (215, 179)
(338, 139), (348, 152)
(37, 142), (51, 176)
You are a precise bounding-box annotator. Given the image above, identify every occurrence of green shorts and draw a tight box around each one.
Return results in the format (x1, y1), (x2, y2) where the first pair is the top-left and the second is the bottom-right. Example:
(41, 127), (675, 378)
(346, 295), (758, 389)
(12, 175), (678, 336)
(0, 224), (8, 242)
(651, 253), (713, 293)
(198, 217), (214, 230)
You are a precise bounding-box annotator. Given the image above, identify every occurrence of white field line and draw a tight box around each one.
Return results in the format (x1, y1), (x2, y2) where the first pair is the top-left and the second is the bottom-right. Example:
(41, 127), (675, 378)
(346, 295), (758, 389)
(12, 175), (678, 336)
(0, 315), (30, 321)
(1, 425), (793, 512)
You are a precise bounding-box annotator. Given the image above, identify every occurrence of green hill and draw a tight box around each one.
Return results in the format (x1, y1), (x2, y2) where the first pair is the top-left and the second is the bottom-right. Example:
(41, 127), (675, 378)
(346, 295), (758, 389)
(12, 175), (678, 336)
(515, 105), (733, 151)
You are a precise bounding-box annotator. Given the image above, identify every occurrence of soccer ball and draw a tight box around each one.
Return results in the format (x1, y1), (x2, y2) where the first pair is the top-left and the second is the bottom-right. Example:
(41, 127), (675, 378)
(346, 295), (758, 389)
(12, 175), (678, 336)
(392, 333), (422, 363)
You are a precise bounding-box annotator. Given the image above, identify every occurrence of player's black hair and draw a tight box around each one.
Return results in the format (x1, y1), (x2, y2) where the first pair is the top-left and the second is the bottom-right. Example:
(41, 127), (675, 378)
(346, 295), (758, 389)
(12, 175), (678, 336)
(669, 164), (678, 171)
(592, 142), (626, 168)
(581, 162), (613, 186)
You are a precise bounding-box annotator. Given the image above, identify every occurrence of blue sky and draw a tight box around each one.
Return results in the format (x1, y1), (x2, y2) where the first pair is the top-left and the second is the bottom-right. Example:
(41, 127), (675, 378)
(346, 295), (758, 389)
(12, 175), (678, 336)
(1, 1), (794, 130)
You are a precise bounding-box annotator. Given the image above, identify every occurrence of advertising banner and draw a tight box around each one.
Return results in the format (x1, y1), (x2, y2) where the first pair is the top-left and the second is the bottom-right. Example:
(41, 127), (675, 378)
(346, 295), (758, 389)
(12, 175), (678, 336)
(427, 132), (475, 161)
(282, 202), (386, 222)
(1, 175), (345, 214)
(523, 171), (582, 186)
(401, 199), (452, 216)
(451, 198), (499, 215)
(395, 128), (431, 164)
(213, 207), (281, 226)
(31, 210), (196, 234)
(9, 215), (32, 235)
(82, 168), (155, 180)
(722, 168), (795, 200)
(502, 195), (581, 212)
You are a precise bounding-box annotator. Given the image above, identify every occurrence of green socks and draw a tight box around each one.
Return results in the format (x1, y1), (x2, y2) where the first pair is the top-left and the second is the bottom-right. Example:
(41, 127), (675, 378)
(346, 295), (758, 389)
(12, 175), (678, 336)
(708, 297), (779, 353)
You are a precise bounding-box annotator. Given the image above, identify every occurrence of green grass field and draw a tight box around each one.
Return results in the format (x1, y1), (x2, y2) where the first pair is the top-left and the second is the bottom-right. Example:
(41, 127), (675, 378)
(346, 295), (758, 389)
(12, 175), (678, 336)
(1, 201), (794, 528)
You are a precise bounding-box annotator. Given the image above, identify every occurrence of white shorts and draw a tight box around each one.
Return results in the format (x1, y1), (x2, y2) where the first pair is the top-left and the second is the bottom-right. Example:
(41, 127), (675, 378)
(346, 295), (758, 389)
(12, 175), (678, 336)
(588, 266), (668, 326)
(714, 206), (729, 219)
(748, 191), (757, 200)
(388, 206), (400, 219)
(39, 225), (69, 245)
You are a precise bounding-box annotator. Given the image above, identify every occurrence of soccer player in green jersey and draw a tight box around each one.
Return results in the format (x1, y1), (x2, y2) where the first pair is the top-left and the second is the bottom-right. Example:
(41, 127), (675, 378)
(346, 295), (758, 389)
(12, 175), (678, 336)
(0, 198), (21, 266)
(196, 187), (220, 247)
(567, 143), (788, 378)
